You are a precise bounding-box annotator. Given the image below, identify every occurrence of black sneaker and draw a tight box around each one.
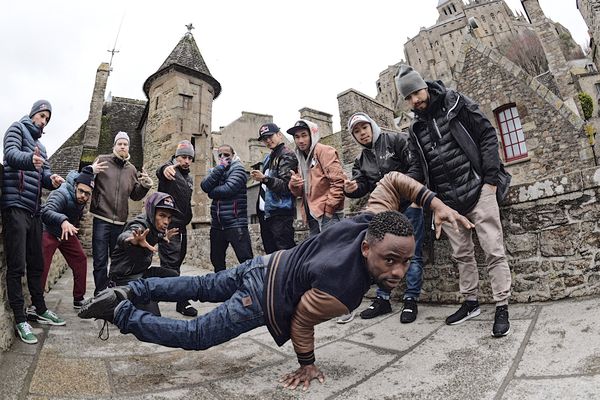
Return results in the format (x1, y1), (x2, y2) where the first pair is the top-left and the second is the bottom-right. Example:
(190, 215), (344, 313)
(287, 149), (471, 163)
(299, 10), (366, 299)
(176, 301), (198, 317)
(78, 286), (132, 323)
(73, 298), (85, 309)
(492, 305), (510, 337)
(360, 298), (392, 319)
(400, 298), (418, 324)
(445, 300), (480, 325)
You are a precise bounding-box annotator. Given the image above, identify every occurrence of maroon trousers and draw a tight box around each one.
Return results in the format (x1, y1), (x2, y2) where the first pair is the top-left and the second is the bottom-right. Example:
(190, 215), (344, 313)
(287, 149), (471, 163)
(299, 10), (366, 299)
(41, 231), (87, 300)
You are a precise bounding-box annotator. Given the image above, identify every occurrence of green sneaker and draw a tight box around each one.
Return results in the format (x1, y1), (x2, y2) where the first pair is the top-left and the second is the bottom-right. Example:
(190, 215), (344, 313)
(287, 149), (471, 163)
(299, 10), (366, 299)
(15, 322), (38, 344)
(37, 309), (66, 326)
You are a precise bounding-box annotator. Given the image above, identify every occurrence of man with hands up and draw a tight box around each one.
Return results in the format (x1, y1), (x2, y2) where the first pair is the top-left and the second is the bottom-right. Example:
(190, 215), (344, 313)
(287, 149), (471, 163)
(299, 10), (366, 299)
(89, 131), (152, 295)
(41, 166), (96, 310)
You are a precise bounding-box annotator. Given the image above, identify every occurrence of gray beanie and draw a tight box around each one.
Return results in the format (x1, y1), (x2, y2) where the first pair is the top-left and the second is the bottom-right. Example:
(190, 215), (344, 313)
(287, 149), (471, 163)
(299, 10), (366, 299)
(175, 140), (195, 159)
(113, 131), (130, 144)
(395, 65), (428, 99)
(29, 100), (52, 121)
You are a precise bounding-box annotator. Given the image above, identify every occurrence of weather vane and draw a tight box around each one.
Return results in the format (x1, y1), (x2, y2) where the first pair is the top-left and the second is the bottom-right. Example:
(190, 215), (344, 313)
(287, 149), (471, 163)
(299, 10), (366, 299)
(185, 23), (195, 34)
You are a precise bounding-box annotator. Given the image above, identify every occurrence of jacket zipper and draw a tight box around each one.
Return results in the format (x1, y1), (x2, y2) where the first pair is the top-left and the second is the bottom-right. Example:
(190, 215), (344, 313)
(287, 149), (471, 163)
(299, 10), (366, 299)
(433, 118), (460, 205)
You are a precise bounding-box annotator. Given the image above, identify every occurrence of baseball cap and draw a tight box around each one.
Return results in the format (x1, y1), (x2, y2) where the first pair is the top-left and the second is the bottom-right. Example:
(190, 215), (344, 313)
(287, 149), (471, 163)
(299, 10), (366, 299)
(258, 123), (280, 140)
(286, 120), (310, 136)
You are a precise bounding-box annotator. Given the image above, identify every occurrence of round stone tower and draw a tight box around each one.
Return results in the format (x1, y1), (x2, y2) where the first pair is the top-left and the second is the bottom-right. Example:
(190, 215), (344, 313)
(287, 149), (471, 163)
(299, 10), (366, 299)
(140, 29), (221, 224)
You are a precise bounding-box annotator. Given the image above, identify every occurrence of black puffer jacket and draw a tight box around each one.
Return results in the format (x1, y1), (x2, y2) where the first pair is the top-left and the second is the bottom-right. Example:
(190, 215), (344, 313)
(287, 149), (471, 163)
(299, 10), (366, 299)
(200, 159), (249, 230)
(156, 158), (193, 227)
(406, 81), (501, 215)
(2, 117), (55, 214)
(345, 113), (412, 199)
(41, 170), (85, 239)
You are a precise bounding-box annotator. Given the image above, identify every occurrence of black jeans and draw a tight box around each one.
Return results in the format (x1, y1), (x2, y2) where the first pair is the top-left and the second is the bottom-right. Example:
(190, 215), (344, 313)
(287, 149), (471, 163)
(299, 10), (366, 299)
(3, 208), (47, 323)
(158, 227), (187, 275)
(258, 213), (295, 254)
(92, 218), (124, 295)
(209, 227), (253, 273)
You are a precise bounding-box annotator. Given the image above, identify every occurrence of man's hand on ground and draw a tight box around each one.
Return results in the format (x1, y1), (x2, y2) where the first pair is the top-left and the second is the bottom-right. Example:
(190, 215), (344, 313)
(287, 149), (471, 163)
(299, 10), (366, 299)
(280, 364), (325, 391)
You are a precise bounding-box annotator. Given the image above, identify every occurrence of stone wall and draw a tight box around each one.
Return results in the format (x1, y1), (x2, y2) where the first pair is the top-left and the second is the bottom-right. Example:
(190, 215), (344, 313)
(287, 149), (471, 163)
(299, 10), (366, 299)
(454, 35), (591, 185)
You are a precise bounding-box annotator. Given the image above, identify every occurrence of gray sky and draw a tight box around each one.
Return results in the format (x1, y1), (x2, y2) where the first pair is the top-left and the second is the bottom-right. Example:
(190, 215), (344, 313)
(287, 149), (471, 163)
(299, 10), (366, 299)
(0, 0), (588, 160)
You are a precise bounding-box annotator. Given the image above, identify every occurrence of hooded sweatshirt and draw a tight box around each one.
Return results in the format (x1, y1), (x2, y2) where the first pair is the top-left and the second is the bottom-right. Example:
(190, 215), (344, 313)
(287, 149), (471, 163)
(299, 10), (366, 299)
(345, 112), (412, 202)
(108, 192), (175, 281)
(289, 119), (346, 220)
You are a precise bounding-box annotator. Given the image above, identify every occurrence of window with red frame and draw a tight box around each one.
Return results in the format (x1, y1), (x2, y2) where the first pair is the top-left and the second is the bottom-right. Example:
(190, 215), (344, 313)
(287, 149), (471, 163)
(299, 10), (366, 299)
(495, 105), (527, 161)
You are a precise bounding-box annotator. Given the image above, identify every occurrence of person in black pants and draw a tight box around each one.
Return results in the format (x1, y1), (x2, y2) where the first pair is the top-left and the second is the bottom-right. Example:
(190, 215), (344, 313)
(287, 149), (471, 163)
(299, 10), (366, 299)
(200, 144), (253, 272)
(250, 123), (298, 254)
(156, 140), (197, 317)
(2, 100), (66, 344)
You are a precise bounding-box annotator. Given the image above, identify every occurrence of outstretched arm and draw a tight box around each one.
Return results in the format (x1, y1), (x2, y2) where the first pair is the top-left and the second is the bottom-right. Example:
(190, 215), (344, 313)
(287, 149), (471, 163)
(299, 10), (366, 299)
(366, 171), (473, 237)
(281, 288), (348, 391)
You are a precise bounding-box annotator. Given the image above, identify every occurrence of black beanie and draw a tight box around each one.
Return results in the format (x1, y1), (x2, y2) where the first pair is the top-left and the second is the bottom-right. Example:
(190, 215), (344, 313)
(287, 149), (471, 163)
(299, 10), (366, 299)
(75, 166), (95, 189)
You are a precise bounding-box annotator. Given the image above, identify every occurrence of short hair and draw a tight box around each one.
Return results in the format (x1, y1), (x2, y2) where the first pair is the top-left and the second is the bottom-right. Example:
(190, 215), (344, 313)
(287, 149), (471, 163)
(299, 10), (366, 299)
(365, 211), (413, 244)
(219, 144), (234, 154)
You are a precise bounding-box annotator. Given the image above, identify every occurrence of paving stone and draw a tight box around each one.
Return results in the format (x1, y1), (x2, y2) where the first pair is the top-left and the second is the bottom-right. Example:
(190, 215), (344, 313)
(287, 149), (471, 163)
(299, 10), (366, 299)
(0, 352), (34, 400)
(211, 340), (397, 399)
(29, 355), (111, 397)
(516, 296), (600, 376)
(108, 337), (286, 395)
(337, 320), (531, 400)
(502, 376), (600, 399)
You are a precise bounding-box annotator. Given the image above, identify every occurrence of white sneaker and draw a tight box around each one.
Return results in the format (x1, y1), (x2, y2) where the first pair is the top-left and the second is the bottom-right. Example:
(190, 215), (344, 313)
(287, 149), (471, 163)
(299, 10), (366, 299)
(336, 311), (355, 324)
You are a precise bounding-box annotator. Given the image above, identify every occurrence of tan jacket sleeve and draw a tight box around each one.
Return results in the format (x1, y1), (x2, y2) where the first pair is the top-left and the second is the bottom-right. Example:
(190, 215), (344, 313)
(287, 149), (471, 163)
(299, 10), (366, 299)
(316, 146), (347, 215)
(290, 288), (349, 365)
(366, 171), (435, 213)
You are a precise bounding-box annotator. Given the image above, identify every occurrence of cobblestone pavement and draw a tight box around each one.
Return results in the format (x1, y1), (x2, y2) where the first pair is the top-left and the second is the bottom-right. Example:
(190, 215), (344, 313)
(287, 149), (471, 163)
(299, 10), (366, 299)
(1, 262), (600, 399)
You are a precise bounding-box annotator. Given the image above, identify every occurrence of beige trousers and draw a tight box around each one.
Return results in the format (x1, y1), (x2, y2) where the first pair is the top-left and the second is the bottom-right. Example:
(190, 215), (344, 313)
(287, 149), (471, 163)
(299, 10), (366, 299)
(442, 185), (512, 305)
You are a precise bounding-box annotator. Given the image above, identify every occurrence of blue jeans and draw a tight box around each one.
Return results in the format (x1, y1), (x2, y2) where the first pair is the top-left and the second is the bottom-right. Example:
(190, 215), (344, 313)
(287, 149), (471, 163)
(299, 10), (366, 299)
(113, 256), (268, 350)
(376, 206), (424, 300)
(92, 218), (124, 295)
(307, 210), (343, 237)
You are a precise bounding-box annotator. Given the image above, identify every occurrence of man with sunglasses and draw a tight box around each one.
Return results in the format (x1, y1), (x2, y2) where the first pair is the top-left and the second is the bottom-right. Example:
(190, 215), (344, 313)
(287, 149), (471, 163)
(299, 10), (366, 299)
(41, 166), (95, 310)
(201, 144), (253, 272)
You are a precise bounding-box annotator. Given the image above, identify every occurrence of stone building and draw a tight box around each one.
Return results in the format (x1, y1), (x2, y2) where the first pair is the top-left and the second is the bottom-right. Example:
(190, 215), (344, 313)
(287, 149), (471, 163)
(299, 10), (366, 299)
(377, 0), (582, 114)
(577, 0), (600, 68)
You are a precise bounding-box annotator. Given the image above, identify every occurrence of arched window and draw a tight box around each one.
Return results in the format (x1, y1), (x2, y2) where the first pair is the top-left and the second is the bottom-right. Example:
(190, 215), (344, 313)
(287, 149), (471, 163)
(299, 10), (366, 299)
(495, 104), (527, 161)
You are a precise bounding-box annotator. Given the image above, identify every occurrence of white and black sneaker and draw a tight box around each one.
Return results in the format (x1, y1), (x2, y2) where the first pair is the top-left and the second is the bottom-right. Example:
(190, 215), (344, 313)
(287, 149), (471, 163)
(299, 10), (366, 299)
(492, 305), (510, 337)
(445, 300), (480, 325)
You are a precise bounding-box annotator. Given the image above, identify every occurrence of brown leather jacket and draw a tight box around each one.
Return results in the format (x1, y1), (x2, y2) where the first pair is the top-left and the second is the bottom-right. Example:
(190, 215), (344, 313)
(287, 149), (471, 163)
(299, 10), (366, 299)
(89, 154), (151, 225)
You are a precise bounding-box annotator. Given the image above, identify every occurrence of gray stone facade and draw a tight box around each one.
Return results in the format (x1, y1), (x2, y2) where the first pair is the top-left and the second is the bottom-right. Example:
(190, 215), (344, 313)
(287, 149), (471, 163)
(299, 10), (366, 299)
(454, 34), (591, 184)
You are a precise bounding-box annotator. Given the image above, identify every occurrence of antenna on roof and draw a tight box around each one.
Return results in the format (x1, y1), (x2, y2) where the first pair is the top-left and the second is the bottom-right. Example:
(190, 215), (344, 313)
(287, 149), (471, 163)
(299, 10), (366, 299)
(108, 13), (126, 72)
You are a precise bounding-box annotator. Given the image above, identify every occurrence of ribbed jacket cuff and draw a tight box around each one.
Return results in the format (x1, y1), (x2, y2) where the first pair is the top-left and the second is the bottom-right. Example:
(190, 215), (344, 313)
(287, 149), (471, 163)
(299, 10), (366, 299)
(296, 351), (315, 366)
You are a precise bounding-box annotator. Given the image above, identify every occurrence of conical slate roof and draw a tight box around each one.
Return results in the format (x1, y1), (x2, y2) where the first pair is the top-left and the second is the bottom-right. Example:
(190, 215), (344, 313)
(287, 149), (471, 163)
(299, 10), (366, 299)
(143, 32), (221, 98)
